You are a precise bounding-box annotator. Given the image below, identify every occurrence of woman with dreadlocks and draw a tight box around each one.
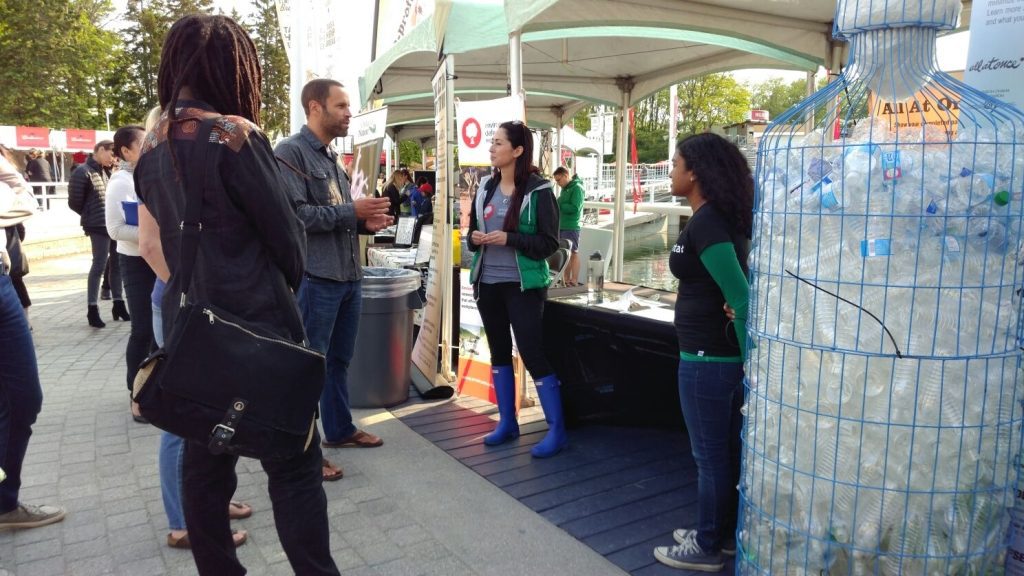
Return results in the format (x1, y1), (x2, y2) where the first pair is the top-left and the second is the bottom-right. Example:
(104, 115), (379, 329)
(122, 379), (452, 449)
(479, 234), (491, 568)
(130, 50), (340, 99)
(134, 14), (338, 576)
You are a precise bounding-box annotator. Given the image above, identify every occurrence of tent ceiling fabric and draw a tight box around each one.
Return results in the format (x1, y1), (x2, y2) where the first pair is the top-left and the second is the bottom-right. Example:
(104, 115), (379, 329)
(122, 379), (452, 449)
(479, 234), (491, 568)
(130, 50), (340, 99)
(362, 0), (972, 130)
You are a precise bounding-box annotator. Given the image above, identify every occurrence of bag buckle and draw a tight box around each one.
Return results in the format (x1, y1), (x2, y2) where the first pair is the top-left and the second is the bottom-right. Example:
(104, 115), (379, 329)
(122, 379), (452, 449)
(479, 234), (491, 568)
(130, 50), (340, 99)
(209, 424), (236, 454)
(208, 398), (247, 455)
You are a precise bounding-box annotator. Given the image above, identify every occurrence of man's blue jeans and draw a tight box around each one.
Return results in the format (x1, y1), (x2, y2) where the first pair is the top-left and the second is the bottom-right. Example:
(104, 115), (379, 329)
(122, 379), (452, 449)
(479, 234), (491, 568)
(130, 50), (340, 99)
(0, 275), (43, 513)
(297, 275), (362, 442)
(677, 359), (745, 553)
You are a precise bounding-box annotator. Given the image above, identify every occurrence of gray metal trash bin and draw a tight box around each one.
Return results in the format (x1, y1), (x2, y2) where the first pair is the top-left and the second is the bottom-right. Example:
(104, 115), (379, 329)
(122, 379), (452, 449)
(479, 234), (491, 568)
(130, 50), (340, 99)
(349, 267), (424, 408)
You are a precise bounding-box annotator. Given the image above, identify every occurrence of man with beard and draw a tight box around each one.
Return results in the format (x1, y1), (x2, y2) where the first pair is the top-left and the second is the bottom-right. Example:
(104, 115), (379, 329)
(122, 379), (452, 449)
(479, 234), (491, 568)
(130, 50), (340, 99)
(275, 80), (392, 482)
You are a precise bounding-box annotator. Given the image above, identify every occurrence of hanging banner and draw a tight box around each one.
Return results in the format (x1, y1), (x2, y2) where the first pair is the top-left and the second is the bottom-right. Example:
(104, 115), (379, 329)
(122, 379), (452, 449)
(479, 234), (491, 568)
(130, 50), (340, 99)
(15, 126), (49, 149)
(65, 129), (97, 152)
(374, 0), (435, 58)
(351, 107), (388, 146)
(455, 95), (524, 167)
(410, 55), (455, 397)
(963, 0), (1024, 110)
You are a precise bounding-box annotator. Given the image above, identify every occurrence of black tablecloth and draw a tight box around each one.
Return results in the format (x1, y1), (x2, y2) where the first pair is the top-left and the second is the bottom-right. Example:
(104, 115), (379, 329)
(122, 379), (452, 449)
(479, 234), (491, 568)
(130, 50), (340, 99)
(544, 283), (684, 430)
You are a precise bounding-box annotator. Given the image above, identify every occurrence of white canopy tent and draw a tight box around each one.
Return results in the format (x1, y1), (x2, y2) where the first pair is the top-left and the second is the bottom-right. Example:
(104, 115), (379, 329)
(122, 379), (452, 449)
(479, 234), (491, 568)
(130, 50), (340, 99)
(360, 0), (972, 279)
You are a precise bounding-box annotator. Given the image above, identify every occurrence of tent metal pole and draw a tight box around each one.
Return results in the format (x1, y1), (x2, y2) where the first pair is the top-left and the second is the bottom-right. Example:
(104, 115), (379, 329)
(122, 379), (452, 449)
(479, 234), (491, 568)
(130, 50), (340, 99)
(509, 30), (523, 101)
(553, 108), (563, 173)
(613, 84), (631, 283)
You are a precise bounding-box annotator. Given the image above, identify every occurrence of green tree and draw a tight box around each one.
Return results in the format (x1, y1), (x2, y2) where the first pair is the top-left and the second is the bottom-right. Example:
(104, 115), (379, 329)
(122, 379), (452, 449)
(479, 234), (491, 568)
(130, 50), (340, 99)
(676, 73), (750, 136)
(245, 0), (289, 137)
(118, 0), (214, 123)
(749, 77), (808, 121)
(609, 74), (751, 162)
(0, 0), (120, 128)
(399, 140), (422, 168)
(571, 105), (593, 134)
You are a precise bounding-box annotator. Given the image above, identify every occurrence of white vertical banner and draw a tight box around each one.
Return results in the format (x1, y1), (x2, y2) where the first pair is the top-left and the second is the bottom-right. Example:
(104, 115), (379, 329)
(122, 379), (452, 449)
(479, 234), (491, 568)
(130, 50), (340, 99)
(963, 0), (1024, 110)
(410, 55), (456, 393)
(454, 95), (525, 166)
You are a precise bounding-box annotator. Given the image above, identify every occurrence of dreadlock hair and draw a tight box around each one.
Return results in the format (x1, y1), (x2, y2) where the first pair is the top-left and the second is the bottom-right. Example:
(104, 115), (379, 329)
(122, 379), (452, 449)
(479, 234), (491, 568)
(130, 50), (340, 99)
(157, 14), (262, 179)
(676, 133), (754, 237)
(493, 120), (540, 233)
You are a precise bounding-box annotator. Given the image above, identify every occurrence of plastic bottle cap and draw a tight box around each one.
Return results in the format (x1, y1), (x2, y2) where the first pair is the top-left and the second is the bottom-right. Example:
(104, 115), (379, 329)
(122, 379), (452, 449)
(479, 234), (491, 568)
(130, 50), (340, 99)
(590, 251), (602, 260)
(994, 190), (1010, 206)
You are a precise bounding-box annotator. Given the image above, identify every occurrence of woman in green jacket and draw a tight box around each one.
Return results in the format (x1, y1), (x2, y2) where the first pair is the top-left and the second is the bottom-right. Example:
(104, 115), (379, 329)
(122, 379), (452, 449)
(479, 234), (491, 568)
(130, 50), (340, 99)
(553, 167), (584, 285)
(466, 120), (566, 458)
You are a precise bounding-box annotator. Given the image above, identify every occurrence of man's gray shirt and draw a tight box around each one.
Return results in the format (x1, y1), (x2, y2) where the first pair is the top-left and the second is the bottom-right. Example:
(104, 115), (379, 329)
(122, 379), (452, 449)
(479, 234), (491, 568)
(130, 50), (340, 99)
(275, 125), (364, 282)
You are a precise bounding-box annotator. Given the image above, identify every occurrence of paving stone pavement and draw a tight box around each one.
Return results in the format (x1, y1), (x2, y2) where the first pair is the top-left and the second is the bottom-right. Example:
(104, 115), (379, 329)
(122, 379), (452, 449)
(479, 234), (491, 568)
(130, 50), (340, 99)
(0, 253), (625, 576)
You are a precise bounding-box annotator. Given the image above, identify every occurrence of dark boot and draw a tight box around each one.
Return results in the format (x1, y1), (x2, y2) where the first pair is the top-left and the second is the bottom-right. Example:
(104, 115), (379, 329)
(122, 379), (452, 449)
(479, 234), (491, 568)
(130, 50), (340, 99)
(111, 299), (130, 321)
(87, 305), (106, 328)
(531, 374), (568, 458)
(483, 365), (520, 446)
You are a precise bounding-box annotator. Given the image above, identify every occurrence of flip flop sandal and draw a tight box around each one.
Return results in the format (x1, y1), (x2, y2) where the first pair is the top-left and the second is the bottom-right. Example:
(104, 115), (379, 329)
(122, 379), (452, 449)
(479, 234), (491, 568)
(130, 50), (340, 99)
(322, 458), (344, 482)
(228, 501), (252, 520)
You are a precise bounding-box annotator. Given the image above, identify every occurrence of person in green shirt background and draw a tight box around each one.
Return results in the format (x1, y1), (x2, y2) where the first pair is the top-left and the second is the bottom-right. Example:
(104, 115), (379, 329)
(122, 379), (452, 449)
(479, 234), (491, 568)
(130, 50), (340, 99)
(553, 167), (584, 286)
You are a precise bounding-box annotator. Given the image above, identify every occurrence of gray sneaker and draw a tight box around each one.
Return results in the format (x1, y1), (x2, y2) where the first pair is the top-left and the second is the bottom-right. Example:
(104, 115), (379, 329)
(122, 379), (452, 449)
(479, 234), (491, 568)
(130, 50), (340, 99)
(0, 503), (67, 530)
(674, 528), (736, 556)
(654, 530), (724, 572)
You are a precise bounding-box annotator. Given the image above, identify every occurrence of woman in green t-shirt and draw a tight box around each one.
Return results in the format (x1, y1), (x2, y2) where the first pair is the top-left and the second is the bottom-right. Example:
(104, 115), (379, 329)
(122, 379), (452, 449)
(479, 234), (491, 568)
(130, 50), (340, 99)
(654, 133), (752, 572)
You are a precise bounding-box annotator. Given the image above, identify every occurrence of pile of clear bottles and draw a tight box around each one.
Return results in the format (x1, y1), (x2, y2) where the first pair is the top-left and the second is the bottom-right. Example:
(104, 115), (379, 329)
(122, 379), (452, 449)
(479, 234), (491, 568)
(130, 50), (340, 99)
(740, 0), (1024, 573)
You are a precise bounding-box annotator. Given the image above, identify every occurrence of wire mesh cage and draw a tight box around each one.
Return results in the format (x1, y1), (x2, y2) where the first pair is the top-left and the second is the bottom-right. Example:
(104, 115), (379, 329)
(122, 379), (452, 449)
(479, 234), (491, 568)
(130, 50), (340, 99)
(740, 0), (1024, 573)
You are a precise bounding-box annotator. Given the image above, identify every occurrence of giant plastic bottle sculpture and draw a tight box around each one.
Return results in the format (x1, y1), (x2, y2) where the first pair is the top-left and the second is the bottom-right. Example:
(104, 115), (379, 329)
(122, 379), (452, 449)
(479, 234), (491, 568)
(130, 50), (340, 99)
(740, 0), (1024, 573)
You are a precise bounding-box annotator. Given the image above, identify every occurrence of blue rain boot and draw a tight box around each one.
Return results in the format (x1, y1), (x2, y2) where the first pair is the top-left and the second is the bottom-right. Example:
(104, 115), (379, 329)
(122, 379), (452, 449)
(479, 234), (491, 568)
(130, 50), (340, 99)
(483, 366), (520, 446)
(531, 375), (568, 458)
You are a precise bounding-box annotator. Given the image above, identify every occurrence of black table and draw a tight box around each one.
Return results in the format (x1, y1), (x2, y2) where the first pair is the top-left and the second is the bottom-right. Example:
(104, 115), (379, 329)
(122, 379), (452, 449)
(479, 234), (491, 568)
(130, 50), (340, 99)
(543, 283), (684, 430)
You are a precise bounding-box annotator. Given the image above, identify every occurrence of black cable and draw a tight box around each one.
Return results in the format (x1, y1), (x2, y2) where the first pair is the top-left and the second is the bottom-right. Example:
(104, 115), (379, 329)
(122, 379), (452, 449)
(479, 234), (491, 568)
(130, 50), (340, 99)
(784, 269), (903, 358)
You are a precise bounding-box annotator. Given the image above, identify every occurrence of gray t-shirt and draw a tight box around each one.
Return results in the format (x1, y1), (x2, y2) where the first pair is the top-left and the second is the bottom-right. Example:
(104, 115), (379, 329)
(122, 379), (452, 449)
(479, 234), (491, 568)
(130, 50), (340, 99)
(479, 191), (521, 284)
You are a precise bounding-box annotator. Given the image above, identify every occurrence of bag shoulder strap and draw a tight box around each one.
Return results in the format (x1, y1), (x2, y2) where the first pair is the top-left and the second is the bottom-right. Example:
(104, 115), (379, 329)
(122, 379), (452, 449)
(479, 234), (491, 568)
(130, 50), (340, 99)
(176, 117), (219, 302)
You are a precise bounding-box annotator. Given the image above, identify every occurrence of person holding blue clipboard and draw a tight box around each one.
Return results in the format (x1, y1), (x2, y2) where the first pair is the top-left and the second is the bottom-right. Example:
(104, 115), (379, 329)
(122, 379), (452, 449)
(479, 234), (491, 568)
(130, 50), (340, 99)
(105, 124), (154, 423)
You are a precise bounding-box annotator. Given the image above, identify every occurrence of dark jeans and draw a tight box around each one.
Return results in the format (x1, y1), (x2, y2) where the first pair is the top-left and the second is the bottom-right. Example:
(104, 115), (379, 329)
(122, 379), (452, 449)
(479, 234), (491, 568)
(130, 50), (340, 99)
(677, 359), (744, 553)
(10, 274), (30, 308)
(182, 435), (338, 575)
(296, 276), (361, 442)
(120, 254), (155, 391)
(0, 275), (43, 513)
(476, 282), (552, 379)
(87, 233), (121, 305)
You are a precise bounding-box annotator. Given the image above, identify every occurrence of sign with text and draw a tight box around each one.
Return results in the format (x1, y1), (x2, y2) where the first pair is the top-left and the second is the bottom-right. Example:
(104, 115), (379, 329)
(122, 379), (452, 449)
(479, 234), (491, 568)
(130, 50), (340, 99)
(868, 71), (964, 137)
(15, 126), (49, 149)
(963, 0), (1024, 110)
(411, 55), (453, 392)
(455, 95), (524, 166)
(351, 106), (388, 146)
(65, 129), (97, 152)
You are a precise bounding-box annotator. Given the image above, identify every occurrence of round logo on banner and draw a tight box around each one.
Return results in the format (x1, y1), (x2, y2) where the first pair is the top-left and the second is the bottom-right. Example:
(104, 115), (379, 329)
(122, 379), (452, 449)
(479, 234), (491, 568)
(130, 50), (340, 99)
(483, 204), (495, 220)
(462, 118), (482, 148)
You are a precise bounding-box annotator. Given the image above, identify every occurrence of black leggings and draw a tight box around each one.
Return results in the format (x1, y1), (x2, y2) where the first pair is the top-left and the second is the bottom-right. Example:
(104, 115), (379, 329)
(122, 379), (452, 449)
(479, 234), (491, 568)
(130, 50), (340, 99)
(476, 282), (553, 379)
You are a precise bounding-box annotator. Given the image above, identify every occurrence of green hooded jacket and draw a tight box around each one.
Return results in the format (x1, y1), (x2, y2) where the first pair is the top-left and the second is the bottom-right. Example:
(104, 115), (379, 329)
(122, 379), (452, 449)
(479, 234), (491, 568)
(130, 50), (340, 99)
(556, 174), (584, 231)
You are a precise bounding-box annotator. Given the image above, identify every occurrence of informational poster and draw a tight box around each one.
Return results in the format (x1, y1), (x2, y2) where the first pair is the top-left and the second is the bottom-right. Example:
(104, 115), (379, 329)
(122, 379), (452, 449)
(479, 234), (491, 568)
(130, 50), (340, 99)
(867, 71), (964, 137)
(963, 0), (1024, 110)
(454, 95), (524, 166)
(456, 270), (492, 400)
(411, 55), (455, 394)
(349, 108), (387, 200)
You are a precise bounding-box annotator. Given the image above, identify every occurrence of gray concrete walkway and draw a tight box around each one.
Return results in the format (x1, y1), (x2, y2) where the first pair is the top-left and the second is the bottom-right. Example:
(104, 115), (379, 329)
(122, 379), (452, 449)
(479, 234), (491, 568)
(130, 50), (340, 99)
(0, 252), (626, 576)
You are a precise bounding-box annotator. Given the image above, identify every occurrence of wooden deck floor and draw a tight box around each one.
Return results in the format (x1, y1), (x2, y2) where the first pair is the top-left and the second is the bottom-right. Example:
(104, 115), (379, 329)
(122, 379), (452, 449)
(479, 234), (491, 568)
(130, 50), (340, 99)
(390, 393), (737, 575)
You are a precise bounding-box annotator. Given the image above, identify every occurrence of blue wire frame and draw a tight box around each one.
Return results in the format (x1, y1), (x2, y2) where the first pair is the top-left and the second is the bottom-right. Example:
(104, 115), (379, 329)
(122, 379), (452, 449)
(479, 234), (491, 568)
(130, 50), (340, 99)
(739, 0), (1024, 573)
